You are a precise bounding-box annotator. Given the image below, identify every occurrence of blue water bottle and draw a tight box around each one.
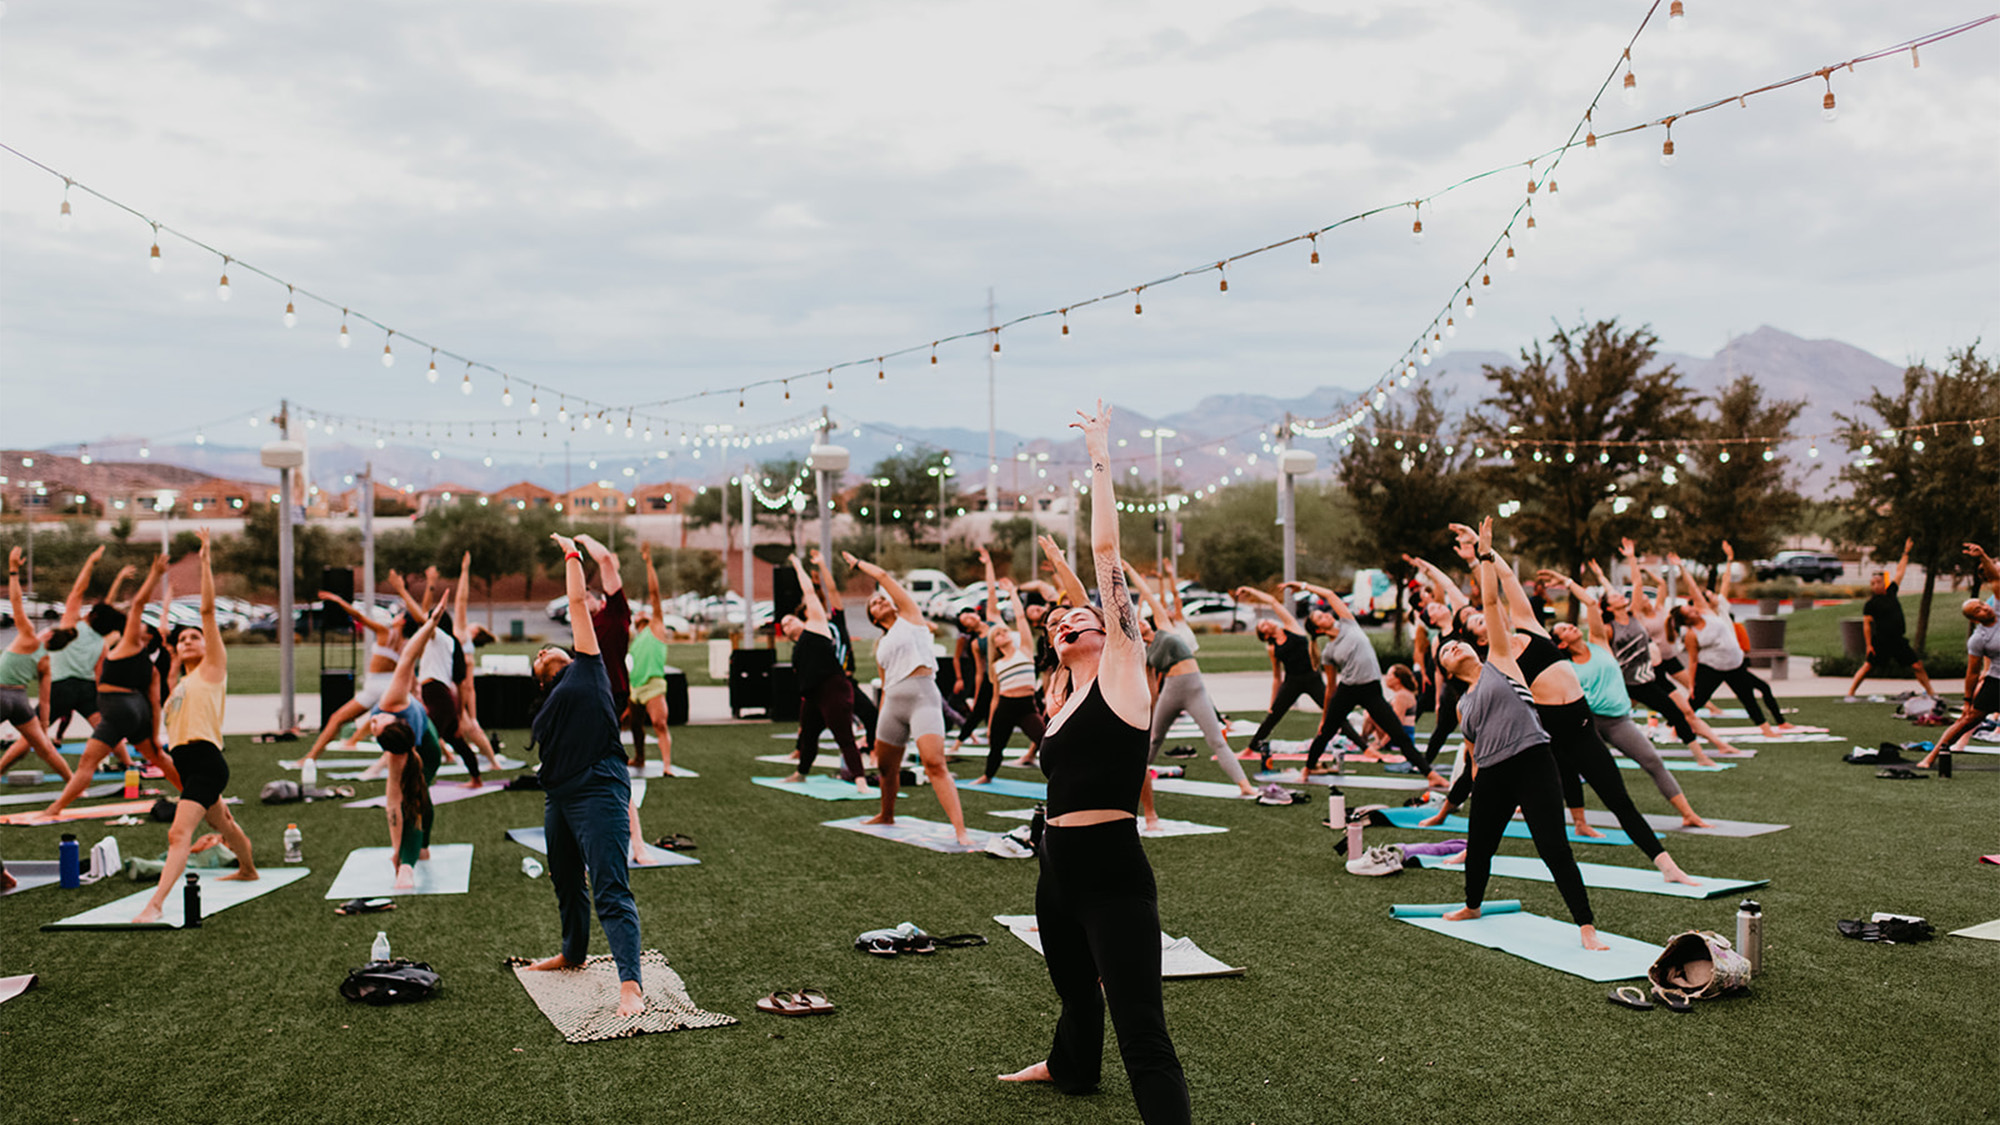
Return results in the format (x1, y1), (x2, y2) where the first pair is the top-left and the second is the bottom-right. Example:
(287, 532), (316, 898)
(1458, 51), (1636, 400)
(59, 833), (81, 888)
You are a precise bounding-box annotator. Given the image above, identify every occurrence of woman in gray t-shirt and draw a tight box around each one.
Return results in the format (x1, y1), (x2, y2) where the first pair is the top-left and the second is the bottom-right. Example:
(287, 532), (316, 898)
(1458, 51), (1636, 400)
(1431, 519), (1606, 951)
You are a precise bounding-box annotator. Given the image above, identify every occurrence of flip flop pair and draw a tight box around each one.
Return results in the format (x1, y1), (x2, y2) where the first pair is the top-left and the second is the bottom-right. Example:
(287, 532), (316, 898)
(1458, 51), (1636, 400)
(650, 834), (697, 851)
(756, 988), (836, 1016)
(1607, 985), (1692, 1012)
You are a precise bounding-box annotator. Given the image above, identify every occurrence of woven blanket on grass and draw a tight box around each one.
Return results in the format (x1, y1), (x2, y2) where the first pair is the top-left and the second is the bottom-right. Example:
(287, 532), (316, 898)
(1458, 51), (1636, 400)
(506, 949), (736, 1043)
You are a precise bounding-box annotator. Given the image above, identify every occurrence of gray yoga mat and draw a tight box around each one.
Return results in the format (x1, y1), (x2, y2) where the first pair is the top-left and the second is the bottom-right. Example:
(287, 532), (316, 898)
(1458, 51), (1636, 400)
(1581, 808), (1789, 838)
(323, 844), (474, 898)
(0, 782), (120, 807)
(506, 827), (699, 868)
(822, 815), (997, 853)
(1413, 853), (1768, 900)
(2, 860), (64, 895)
(42, 867), (311, 930)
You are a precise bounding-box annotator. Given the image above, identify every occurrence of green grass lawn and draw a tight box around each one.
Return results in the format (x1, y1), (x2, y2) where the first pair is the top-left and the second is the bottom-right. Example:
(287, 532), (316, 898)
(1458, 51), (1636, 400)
(2, 693), (1992, 1124)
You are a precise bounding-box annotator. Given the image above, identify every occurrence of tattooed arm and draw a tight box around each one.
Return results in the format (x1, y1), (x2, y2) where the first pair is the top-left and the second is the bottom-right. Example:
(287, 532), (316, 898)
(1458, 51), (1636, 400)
(1073, 402), (1149, 726)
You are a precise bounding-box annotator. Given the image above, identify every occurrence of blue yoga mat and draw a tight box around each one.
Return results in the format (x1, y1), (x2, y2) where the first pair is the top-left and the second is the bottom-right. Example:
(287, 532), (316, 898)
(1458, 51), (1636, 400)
(1414, 854), (1768, 899)
(1391, 901), (1661, 981)
(750, 775), (876, 801)
(1376, 805), (1634, 847)
(953, 776), (1049, 800)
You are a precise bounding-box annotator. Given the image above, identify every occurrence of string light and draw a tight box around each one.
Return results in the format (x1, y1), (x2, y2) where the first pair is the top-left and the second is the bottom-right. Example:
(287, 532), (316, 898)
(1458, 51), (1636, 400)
(1820, 70), (1839, 121)
(1217, 262), (1229, 292)
(283, 286), (297, 328)
(381, 334), (396, 368)
(1669, 1), (1686, 32)
(1622, 51), (1639, 107)
(216, 258), (231, 301)
(1134, 287), (1145, 316)
(147, 223), (162, 273)
(1661, 118), (1678, 166)
(1308, 233), (1321, 269)
(501, 381), (513, 408)
(338, 310), (351, 348)
(1410, 204), (1424, 243)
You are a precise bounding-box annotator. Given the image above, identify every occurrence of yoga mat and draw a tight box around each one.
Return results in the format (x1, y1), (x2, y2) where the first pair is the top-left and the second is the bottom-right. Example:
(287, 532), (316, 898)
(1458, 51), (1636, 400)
(323, 844), (474, 898)
(993, 914), (1244, 978)
(984, 808), (1227, 838)
(751, 775), (877, 801)
(1648, 747), (1757, 759)
(628, 762), (700, 778)
(279, 756), (384, 770)
(342, 780), (513, 809)
(0, 798), (236, 827)
(1413, 854), (1768, 899)
(2, 859), (64, 895)
(1162, 717), (1259, 738)
(328, 755), (531, 781)
(1581, 809), (1789, 838)
(822, 815), (996, 853)
(1616, 758), (1735, 773)
(1373, 805), (1635, 847)
(1948, 918), (2000, 941)
(1698, 724), (1829, 735)
(508, 949), (737, 1044)
(42, 867), (311, 931)
(1150, 777), (1260, 800)
(506, 827), (699, 868)
(0, 973), (35, 1005)
(953, 777), (1049, 800)
(0, 782), (119, 807)
(1265, 769), (1433, 792)
(1706, 732), (1842, 745)
(1391, 902), (1661, 982)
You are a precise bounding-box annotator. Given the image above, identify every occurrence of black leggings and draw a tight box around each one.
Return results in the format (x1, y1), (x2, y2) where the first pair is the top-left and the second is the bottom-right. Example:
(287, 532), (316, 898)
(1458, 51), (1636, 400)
(1539, 698), (1665, 860)
(849, 676), (879, 745)
(1305, 681), (1425, 772)
(983, 694), (1046, 781)
(1462, 744), (1595, 926)
(1425, 676), (1469, 764)
(1249, 673), (1331, 746)
(420, 680), (479, 783)
(1689, 663), (1780, 727)
(956, 680), (993, 741)
(1625, 678), (1697, 743)
(797, 676), (867, 780)
(1036, 819), (1191, 1125)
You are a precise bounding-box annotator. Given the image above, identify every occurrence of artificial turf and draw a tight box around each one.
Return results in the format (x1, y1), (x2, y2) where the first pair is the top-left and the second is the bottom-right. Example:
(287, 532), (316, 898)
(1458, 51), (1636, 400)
(0, 696), (1992, 1124)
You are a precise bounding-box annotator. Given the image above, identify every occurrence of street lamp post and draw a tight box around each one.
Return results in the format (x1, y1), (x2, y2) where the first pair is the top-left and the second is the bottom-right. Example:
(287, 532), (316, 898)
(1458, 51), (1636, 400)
(1139, 427), (1176, 566)
(869, 477), (889, 554)
(926, 461), (956, 548)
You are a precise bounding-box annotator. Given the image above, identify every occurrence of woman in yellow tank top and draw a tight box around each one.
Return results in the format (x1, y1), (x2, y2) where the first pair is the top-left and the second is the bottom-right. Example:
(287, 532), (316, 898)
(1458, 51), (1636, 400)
(134, 531), (258, 923)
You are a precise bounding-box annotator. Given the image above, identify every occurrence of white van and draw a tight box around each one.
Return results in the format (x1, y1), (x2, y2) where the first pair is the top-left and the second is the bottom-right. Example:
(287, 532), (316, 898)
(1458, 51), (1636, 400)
(899, 568), (961, 614)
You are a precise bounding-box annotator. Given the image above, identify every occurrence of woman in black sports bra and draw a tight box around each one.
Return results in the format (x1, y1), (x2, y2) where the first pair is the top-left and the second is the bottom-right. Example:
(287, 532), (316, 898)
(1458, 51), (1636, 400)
(998, 403), (1190, 1125)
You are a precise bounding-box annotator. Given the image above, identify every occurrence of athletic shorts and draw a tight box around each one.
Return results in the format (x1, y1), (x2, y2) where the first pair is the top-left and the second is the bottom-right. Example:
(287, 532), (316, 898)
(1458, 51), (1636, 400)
(91, 690), (153, 746)
(49, 677), (98, 724)
(875, 673), (947, 747)
(353, 671), (395, 710)
(170, 740), (229, 808)
(0, 686), (35, 727)
(1655, 656), (1686, 679)
(1870, 634), (1921, 667)
(631, 677), (667, 706)
(1975, 677), (2000, 714)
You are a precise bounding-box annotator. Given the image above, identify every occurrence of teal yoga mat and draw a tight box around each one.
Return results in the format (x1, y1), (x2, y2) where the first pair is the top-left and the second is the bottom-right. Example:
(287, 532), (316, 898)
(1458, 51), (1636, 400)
(1616, 758), (1735, 773)
(1414, 854), (1768, 899)
(1376, 805), (1634, 847)
(750, 775), (877, 801)
(953, 777), (1048, 800)
(1391, 901), (1661, 981)
(42, 867), (311, 931)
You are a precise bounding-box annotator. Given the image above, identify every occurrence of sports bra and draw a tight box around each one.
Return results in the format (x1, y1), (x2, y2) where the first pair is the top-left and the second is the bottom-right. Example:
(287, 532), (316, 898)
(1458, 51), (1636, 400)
(1515, 629), (1565, 686)
(992, 650), (1037, 693)
(100, 644), (157, 692)
(1273, 631), (1316, 679)
(1040, 680), (1147, 818)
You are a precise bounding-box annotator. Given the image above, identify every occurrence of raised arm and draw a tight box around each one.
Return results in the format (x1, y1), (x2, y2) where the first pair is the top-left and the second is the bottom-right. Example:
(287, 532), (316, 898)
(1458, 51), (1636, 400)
(1668, 555), (1712, 613)
(1714, 541), (1737, 605)
(102, 563), (134, 610)
(641, 543), (668, 641)
(1542, 568), (1607, 644)
(1285, 579), (1353, 620)
(59, 545), (106, 629)
(981, 546), (1000, 623)
(1233, 585), (1302, 634)
(809, 548), (843, 612)
(114, 555), (169, 653)
(1890, 537), (1913, 588)
(1035, 535), (1090, 608)
(383, 569), (425, 619)
(1466, 519), (1524, 682)
(553, 534), (600, 655)
(453, 552), (473, 643)
(1965, 543), (2000, 593)
(576, 534), (622, 597)
(789, 554), (829, 630)
(194, 529), (226, 681)
(6, 548), (34, 651)
(1403, 554), (1469, 611)
(1161, 559), (1188, 625)
(318, 589), (393, 645)
(1074, 402), (1149, 719)
(838, 551), (924, 623)
(1449, 525), (1541, 638)
(380, 601), (447, 712)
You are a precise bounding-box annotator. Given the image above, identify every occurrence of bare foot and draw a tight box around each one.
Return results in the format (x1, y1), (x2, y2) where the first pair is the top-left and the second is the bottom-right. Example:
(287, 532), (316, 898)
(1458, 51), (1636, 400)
(998, 1061), (1053, 1083)
(1679, 815), (1713, 829)
(1426, 772), (1449, 789)
(616, 981), (645, 1018)
(1692, 753), (1720, 768)
(1236, 784), (1258, 797)
(1417, 811), (1448, 827)
(862, 813), (895, 826)
(1759, 724), (1779, 738)
(524, 953), (583, 971)
(1656, 855), (1701, 886)
(1441, 906), (1481, 921)
(132, 904), (164, 924)
(0, 869), (15, 892)
(465, 777), (484, 789)
(393, 865), (416, 890)
(1441, 852), (1466, 866)
(955, 833), (976, 847)
(780, 772), (806, 784)
(217, 868), (259, 882)
(1571, 822), (1606, 839)
(967, 776), (991, 786)
(1143, 818), (1162, 834)
(1580, 924), (1610, 951)
(1008, 756), (1036, 768)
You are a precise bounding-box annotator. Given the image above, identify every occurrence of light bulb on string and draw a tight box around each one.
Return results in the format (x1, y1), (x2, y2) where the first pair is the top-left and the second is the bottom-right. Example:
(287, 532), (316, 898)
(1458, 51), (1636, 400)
(1669, 1), (1686, 31)
(529, 395), (541, 416)
(1762, 448), (1776, 462)
(1912, 437), (1925, 452)
(1585, 109), (1598, 149)
(1217, 262), (1228, 292)
(1308, 234), (1321, 269)
(1661, 129), (1677, 167)
(1419, 346), (1431, 367)
(1060, 311), (1071, 338)
(1718, 450), (1731, 463)
(1444, 315), (1457, 339)
(1621, 56), (1638, 107)
(1971, 430), (1985, 447)
(58, 180), (74, 230)
(1910, 46), (1921, 68)
(501, 382), (513, 408)
(880, 356), (888, 378)
(1432, 330), (1446, 357)
(557, 400), (569, 424)
(626, 417), (635, 439)
(338, 311), (352, 348)
(1821, 73), (1838, 121)
(1808, 442), (1819, 458)
(216, 258), (231, 301)
(1598, 450), (1611, 464)
(283, 286), (297, 328)
(1481, 269), (1492, 287)
(381, 335), (396, 367)
(1523, 206), (1537, 241)
(425, 350), (438, 382)
(1465, 295), (1477, 318)
(1134, 286), (1145, 316)
(1410, 204), (1424, 243)
(148, 224), (162, 273)
(1504, 241), (1517, 272)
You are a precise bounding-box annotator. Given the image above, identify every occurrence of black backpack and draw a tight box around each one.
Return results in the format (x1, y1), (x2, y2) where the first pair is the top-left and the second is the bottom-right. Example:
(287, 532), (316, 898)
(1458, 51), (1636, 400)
(340, 959), (442, 1005)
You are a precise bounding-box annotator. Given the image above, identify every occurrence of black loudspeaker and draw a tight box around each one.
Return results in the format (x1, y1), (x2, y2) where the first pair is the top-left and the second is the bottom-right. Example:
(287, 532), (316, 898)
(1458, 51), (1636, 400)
(768, 663), (799, 722)
(319, 670), (354, 720)
(319, 566), (355, 630)
(772, 564), (803, 624)
(728, 648), (776, 718)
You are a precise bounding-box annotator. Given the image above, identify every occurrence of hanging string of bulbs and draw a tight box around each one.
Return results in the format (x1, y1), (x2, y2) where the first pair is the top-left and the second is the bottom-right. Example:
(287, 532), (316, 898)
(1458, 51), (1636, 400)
(1325, 415), (1997, 465)
(286, 403), (843, 454)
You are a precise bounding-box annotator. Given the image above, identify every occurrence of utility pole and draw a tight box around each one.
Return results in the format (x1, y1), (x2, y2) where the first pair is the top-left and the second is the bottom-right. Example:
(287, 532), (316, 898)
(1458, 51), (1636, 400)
(986, 288), (999, 513)
(740, 466), (755, 648)
(1278, 415), (1296, 587)
(258, 400), (304, 732)
(360, 462), (375, 613)
(1140, 427), (1176, 566)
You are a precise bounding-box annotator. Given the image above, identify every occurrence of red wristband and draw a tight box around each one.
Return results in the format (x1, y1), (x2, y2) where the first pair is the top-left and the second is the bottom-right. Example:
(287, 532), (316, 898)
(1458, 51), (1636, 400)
(566, 551), (581, 561)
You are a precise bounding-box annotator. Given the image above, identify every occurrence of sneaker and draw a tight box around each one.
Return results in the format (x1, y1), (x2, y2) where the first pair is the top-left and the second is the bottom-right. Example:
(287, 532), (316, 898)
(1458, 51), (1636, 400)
(1841, 695), (1862, 703)
(984, 835), (1034, 859)
(1345, 845), (1406, 877)
(1256, 782), (1295, 806)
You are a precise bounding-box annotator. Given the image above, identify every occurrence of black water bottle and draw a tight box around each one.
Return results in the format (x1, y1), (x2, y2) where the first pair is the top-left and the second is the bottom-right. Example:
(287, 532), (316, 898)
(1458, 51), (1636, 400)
(183, 873), (202, 928)
(1028, 804), (1045, 850)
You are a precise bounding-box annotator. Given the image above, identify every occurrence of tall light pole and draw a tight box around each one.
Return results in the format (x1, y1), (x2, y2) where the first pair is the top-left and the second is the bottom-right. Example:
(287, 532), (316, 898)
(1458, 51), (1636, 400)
(869, 477), (889, 555)
(261, 402), (305, 731)
(926, 461), (956, 548)
(985, 288), (999, 513)
(360, 461), (375, 611)
(1277, 416), (1316, 588)
(1139, 427), (1176, 566)
(807, 414), (848, 570)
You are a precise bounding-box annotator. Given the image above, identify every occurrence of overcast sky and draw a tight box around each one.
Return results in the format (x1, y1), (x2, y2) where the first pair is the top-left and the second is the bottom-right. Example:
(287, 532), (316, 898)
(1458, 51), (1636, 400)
(3, 1), (1994, 465)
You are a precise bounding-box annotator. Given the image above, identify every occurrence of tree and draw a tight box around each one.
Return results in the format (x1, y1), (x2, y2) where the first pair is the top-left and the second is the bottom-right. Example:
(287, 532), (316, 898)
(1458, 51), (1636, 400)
(1466, 318), (1698, 582)
(217, 502), (354, 595)
(1669, 375), (1806, 572)
(1837, 345), (2000, 650)
(1338, 384), (1489, 641)
(1178, 480), (1358, 592)
(425, 502), (532, 626)
(854, 450), (957, 546)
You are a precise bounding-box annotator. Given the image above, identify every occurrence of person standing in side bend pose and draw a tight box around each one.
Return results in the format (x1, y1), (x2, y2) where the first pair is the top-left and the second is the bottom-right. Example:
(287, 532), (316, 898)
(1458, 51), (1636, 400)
(1234, 584), (1325, 770)
(809, 547), (879, 748)
(1435, 518), (1606, 950)
(1284, 579), (1447, 787)
(449, 554), (504, 773)
(133, 531), (258, 923)
(969, 547), (1049, 788)
(625, 543), (674, 772)
(1000, 402), (1190, 1124)
(303, 590), (403, 760)
(356, 604), (449, 889)
(1846, 538), (1938, 702)
(779, 553), (870, 793)
(1580, 544), (1746, 759)
(0, 548), (69, 782)
(0, 546), (115, 768)
(523, 532), (646, 1020)
(1915, 543), (2000, 771)
(840, 550), (975, 848)
(1122, 561), (1256, 803)
(1668, 546), (1789, 738)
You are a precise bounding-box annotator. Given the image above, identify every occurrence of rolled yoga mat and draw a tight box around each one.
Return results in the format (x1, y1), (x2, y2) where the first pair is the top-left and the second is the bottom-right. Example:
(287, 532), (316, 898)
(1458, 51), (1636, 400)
(1390, 901), (1662, 982)
(42, 867), (311, 931)
(1412, 853), (1769, 899)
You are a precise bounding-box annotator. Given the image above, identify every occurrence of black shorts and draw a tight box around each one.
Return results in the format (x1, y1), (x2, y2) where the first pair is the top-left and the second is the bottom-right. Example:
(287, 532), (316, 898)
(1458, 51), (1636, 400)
(1870, 634), (1921, 667)
(1656, 656), (1686, 679)
(50, 677), (98, 724)
(170, 740), (230, 808)
(0, 686), (35, 727)
(1975, 677), (2000, 714)
(92, 691), (152, 746)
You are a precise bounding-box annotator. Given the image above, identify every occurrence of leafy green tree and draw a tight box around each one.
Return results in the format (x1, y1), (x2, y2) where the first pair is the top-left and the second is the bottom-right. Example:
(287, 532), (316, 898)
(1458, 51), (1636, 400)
(1836, 345), (2000, 650)
(684, 457), (817, 548)
(1668, 375), (1806, 573)
(1178, 480), (1357, 592)
(217, 502), (354, 595)
(855, 450), (956, 546)
(1466, 318), (1699, 582)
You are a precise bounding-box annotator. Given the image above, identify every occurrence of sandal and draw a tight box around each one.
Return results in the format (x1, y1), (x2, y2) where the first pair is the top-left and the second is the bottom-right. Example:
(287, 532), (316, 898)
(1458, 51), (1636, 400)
(334, 897), (396, 916)
(651, 833), (697, 851)
(863, 936), (900, 957)
(931, 933), (989, 949)
(756, 991), (808, 1016)
(793, 988), (836, 1015)
(1653, 987), (1694, 1013)
(1607, 985), (1654, 1011)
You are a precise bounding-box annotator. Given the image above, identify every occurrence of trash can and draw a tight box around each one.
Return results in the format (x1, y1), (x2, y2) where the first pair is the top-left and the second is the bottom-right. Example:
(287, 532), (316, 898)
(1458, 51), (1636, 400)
(1839, 618), (1866, 660)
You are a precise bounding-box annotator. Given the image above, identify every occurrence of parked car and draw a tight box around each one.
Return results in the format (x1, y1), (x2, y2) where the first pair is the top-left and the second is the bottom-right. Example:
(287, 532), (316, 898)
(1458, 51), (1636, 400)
(1345, 569), (1402, 622)
(544, 594), (694, 637)
(1753, 551), (1844, 583)
(898, 569), (960, 614)
(1179, 592), (1249, 632)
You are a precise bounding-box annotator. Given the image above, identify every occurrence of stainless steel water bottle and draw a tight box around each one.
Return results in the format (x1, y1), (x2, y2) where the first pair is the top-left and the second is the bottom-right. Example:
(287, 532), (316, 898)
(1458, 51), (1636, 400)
(1736, 899), (1762, 975)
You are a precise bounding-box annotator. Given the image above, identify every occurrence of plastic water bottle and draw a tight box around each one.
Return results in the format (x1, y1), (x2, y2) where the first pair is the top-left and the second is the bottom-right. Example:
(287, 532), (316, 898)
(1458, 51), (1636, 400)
(1328, 792), (1346, 833)
(300, 757), (318, 792)
(1736, 900), (1763, 975)
(1345, 820), (1364, 859)
(123, 767), (140, 799)
(520, 856), (544, 878)
(183, 873), (202, 927)
(283, 823), (303, 864)
(59, 833), (81, 888)
(371, 931), (392, 962)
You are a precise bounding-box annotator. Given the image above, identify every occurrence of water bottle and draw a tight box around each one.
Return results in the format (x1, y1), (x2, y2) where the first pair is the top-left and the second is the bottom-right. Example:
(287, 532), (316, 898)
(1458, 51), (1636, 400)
(1345, 820), (1364, 859)
(283, 823), (303, 864)
(1937, 750), (1952, 779)
(59, 833), (81, 888)
(371, 931), (392, 962)
(123, 768), (140, 799)
(520, 856), (544, 878)
(1328, 792), (1346, 833)
(1736, 900), (1763, 975)
(300, 757), (318, 793)
(183, 873), (202, 927)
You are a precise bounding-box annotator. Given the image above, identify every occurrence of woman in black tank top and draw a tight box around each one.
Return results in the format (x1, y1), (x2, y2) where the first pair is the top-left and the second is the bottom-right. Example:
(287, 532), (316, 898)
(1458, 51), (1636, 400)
(998, 404), (1190, 1125)
(1236, 586), (1324, 762)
